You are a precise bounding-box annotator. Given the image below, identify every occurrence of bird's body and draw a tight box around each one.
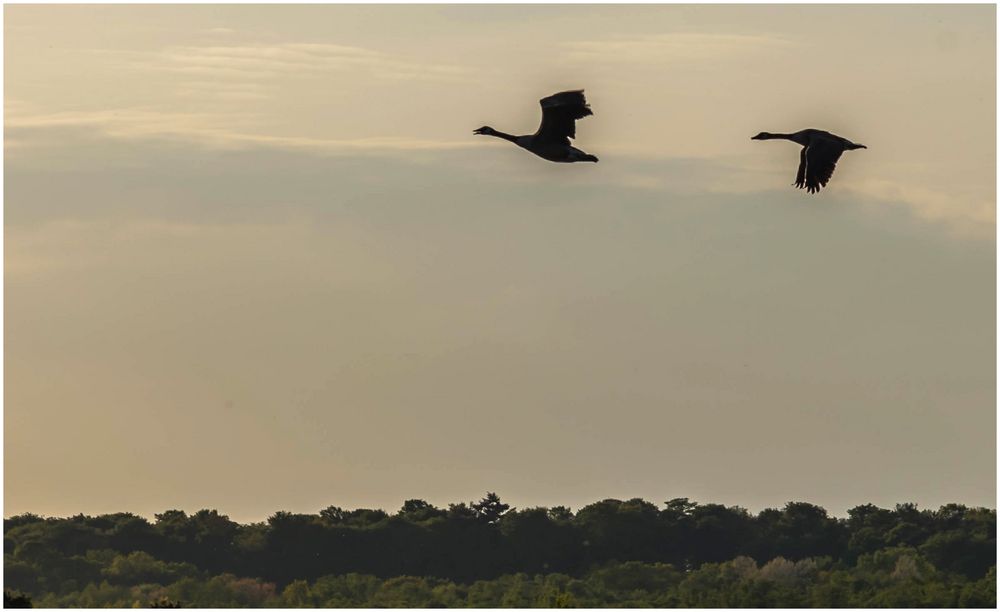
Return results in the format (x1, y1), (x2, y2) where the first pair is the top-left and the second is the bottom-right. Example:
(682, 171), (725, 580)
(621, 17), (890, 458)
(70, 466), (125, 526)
(751, 128), (866, 193)
(474, 90), (598, 163)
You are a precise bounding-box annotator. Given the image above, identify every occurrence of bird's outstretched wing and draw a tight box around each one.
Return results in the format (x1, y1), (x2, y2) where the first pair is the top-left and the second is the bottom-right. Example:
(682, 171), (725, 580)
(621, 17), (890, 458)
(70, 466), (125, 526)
(801, 139), (845, 193)
(534, 90), (593, 144)
(794, 146), (808, 190)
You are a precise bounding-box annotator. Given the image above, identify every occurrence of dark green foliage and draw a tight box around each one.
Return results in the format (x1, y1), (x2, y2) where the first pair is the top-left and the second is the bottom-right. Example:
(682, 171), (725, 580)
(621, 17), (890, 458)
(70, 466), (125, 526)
(4, 588), (33, 608)
(471, 492), (512, 524)
(398, 499), (448, 523)
(4, 495), (995, 607)
(149, 596), (181, 608)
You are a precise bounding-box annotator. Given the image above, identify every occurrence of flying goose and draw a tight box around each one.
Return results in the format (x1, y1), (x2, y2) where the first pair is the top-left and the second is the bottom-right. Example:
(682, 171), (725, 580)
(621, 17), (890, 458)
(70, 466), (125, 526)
(751, 129), (866, 193)
(474, 90), (599, 163)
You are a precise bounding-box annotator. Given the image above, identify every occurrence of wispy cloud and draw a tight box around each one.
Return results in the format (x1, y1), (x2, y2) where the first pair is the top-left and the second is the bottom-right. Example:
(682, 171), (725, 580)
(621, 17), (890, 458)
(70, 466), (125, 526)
(75, 40), (467, 105)
(846, 179), (996, 240)
(7, 108), (993, 241)
(174, 80), (270, 102)
(6, 108), (476, 154)
(562, 32), (795, 64)
(149, 42), (466, 82)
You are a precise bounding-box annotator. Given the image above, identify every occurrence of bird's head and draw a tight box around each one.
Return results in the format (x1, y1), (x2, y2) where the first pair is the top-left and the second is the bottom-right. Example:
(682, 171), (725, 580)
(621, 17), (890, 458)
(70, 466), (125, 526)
(751, 132), (773, 140)
(473, 126), (495, 136)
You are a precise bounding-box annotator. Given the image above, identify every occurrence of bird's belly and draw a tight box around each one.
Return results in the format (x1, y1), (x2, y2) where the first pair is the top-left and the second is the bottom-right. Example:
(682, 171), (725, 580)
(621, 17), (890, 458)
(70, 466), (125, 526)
(525, 142), (571, 162)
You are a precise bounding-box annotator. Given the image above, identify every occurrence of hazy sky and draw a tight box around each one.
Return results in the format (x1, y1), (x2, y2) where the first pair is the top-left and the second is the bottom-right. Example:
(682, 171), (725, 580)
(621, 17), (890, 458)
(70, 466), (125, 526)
(4, 5), (996, 522)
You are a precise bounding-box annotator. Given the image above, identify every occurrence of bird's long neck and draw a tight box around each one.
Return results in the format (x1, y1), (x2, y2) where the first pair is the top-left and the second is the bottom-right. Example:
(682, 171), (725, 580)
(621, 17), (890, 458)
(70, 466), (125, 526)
(760, 132), (798, 141)
(488, 129), (518, 143)
(762, 131), (812, 146)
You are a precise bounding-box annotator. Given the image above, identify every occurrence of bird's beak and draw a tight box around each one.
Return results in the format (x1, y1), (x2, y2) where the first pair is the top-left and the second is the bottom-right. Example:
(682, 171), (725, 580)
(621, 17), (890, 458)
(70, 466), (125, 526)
(473, 128), (485, 135)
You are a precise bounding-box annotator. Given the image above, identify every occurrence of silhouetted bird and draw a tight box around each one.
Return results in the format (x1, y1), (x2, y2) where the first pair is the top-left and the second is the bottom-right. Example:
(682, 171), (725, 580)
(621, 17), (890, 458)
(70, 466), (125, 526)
(751, 129), (866, 193)
(474, 90), (599, 163)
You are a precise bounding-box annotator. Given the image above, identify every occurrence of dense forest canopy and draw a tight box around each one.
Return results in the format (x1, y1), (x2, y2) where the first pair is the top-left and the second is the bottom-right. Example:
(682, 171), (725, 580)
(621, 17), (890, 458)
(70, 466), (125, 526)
(4, 494), (995, 607)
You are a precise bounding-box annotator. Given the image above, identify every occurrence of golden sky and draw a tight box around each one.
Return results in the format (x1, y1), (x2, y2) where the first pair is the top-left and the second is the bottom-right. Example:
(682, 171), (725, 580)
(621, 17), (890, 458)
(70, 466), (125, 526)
(5, 5), (996, 521)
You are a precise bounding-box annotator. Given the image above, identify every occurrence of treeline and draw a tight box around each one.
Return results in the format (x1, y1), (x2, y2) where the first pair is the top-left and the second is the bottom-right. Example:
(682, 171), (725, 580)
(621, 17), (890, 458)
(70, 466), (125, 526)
(4, 495), (995, 607)
(12, 556), (999, 608)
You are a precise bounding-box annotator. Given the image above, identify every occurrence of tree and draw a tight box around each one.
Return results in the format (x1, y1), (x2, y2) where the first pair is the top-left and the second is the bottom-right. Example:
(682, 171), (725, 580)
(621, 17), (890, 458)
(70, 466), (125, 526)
(446, 502), (477, 520)
(575, 498), (665, 565)
(3, 495), (995, 607)
(149, 596), (182, 608)
(548, 506), (573, 522)
(685, 503), (754, 565)
(342, 508), (389, 527)
(154, 510), (194, 541)
(102, 551), (196, 585)
(754, 502), (846, 561)
(399, 499), (447, 522)
(472, 492), (512, 524)
(3, 589), (32, 608)
(401, 499), (431, 514)
(500, 508), (582, 575)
